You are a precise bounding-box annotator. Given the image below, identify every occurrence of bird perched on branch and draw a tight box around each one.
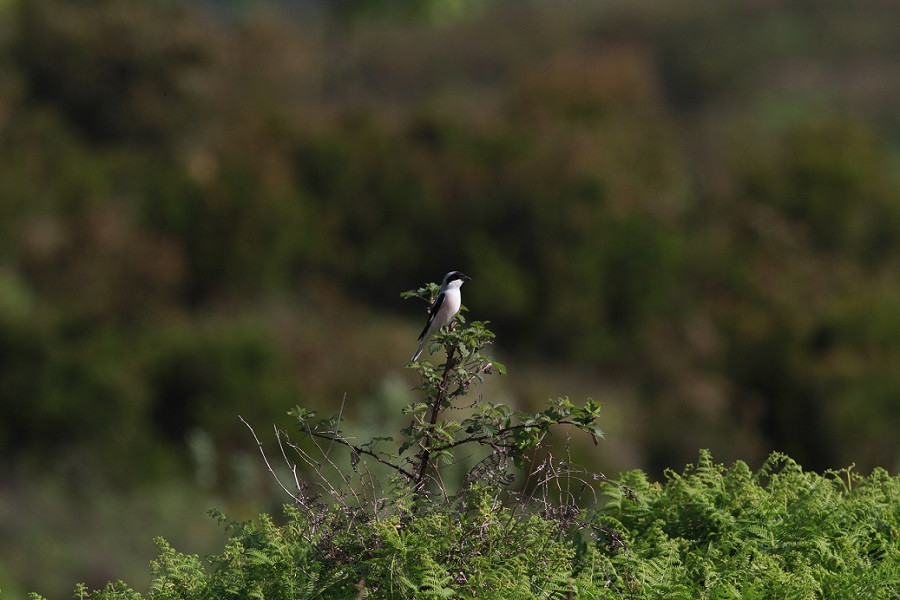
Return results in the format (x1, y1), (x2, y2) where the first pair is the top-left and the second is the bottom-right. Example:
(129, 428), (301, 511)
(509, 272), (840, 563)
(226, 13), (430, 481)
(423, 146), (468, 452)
(411, 271), (471, 362)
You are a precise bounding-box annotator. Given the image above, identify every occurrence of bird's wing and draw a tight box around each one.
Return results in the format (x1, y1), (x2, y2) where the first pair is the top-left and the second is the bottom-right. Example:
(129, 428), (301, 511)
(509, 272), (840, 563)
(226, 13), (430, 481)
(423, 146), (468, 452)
(418, 291), (446, 340)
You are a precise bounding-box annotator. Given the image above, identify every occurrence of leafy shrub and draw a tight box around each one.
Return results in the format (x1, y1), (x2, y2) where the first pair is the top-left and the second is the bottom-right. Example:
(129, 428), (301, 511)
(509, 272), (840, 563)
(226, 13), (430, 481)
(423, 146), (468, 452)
(39, 295), (900, 599)
(43, 455), (900, 599)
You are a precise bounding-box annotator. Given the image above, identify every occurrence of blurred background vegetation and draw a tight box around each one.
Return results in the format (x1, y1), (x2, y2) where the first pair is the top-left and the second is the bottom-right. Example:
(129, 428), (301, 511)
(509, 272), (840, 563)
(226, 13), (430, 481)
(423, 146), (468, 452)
(1, 0), (899, 595)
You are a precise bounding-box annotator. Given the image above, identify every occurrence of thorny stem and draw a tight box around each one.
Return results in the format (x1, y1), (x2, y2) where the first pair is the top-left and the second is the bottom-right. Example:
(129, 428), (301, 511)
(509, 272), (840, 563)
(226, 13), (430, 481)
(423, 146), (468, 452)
(414, 340), (459, 490)
(307, 428), (416, 481)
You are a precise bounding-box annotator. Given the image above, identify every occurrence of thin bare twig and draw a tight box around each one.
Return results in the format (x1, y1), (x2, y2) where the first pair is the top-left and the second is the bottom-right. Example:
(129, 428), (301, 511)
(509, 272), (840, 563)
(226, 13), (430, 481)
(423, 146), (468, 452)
(240, 415), (297, 501)
(275, 427), (303, 494)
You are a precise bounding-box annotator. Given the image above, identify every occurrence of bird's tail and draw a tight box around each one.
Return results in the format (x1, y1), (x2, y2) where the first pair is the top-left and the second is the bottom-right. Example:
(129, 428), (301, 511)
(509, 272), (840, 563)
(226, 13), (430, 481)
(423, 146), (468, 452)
(411, 337), (428, 362)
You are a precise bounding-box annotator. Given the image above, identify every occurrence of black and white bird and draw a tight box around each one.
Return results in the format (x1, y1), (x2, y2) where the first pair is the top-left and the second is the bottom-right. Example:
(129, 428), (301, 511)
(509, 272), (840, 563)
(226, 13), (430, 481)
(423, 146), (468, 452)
(411, 271), (471, 362)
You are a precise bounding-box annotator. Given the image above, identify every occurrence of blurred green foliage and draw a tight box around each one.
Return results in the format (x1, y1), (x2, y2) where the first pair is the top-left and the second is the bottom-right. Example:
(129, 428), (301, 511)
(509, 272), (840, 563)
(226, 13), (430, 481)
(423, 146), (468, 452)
(1, 0), (900, 595)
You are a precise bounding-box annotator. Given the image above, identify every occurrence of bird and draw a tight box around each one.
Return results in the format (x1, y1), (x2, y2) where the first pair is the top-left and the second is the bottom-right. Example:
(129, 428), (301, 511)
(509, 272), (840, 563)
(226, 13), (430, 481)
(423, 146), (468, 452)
(411, 271), (471, 362)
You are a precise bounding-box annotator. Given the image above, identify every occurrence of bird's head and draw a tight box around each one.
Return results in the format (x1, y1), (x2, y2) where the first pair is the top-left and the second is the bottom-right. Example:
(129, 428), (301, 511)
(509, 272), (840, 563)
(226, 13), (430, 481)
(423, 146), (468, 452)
(442, 271), (471, 287)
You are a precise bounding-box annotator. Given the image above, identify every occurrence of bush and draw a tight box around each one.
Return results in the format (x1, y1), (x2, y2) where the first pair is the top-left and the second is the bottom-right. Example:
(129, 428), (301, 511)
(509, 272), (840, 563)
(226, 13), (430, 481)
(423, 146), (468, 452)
(40, 299), (900, 599)
(43, 452), (900, 599)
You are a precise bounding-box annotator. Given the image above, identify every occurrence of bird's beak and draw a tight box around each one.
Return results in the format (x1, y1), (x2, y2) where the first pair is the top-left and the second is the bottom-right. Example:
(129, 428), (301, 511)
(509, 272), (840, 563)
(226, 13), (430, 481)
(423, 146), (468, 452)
(463, 275), (472, 281)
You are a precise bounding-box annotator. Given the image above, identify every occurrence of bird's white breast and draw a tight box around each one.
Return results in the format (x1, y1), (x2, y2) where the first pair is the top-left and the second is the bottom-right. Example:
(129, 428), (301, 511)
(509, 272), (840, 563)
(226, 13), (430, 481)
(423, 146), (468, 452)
(438, 288), (462, 327)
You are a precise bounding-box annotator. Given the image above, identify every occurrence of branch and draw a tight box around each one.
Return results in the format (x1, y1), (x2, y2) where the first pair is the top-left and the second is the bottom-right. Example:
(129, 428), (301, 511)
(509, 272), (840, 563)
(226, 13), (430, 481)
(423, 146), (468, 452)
(427, 418), (595, 455)
(240, 415), (299, 501)
(307, 429), (416, 481)
(414, 340), (459, 489)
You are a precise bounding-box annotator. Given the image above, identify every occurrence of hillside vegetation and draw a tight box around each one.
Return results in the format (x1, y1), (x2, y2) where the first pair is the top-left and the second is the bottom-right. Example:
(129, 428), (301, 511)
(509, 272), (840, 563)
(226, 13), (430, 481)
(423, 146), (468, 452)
(2, 0), (900, 596)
